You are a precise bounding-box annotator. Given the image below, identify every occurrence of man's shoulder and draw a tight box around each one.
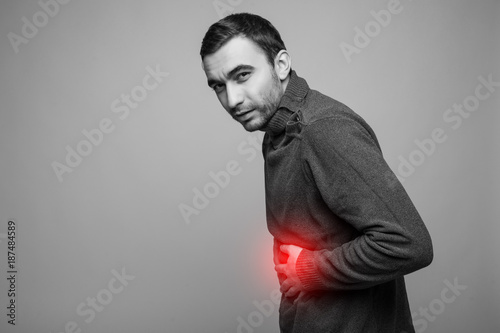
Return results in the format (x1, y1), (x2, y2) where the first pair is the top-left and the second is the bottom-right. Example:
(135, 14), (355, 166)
(301, 89), (366, 127)
(298, 89), (380, 149)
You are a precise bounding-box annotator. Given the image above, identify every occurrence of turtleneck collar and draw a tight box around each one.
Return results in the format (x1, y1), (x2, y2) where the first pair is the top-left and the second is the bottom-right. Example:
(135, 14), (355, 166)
(261, 70), (309, 135)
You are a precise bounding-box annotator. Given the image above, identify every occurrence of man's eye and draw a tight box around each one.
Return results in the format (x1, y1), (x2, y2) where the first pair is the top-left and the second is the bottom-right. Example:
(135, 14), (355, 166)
(237, 72), (251, 81)
(212, 84), (225, 93)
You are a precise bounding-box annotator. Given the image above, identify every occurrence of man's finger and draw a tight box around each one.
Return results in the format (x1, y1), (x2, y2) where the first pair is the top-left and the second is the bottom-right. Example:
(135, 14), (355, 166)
(280, 280), (291, 293)
(275, 264), (287, 274)
(285, 286), (300, 298)
(277, 272), (286, 285)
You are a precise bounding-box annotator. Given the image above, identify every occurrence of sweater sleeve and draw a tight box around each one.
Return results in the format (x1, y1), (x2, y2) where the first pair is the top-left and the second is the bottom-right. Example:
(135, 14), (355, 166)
(295, 116), (433, 291)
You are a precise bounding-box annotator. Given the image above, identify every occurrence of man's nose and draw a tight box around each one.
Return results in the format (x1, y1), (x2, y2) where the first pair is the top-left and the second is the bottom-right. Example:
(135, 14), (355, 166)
(226, 83), (244, 110)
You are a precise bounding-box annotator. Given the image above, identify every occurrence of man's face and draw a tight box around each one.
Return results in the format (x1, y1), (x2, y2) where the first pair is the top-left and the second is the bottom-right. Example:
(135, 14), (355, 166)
(203, 36), (284, 132)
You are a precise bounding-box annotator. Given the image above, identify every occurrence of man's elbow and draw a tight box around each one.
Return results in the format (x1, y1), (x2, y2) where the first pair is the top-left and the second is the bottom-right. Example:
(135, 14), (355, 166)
(416, 242), (433, 269)
(408, 234), (434, 271)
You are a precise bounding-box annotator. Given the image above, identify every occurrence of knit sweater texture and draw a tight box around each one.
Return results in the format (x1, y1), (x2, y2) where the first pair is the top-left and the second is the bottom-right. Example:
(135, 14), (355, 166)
(262, 71), (433, 332)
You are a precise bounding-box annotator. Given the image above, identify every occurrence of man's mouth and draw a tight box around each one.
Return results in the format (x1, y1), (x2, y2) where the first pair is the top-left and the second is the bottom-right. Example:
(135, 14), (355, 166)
(234, 109), (253, 116)
(234, 109), (255, 120)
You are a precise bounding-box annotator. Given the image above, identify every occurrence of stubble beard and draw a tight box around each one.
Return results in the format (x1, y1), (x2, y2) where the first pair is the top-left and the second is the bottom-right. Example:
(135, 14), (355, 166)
(240, 70), (283, 132)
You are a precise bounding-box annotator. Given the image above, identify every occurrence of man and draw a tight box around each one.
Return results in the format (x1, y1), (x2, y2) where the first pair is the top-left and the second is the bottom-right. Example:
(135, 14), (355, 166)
(200, 13), (433, 333)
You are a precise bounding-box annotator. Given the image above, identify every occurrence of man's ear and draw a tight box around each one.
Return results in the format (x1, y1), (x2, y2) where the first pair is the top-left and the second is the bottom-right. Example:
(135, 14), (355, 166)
(274, 50), (292, 81)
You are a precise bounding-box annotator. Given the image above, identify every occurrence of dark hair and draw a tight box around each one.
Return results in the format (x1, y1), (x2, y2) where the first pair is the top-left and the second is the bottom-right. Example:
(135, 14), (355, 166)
(200, 13), (286, 66)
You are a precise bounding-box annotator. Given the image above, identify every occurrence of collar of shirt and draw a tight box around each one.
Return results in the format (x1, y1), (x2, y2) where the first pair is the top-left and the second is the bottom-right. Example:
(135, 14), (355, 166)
(261, 70), (309, 136)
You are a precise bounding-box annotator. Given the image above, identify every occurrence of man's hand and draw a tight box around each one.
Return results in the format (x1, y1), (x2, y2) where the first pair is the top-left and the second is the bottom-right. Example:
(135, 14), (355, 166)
(275, 244), (304, 299)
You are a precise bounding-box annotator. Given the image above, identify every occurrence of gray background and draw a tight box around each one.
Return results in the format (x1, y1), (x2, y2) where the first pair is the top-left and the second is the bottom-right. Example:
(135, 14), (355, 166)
(0, 0), (499, 332)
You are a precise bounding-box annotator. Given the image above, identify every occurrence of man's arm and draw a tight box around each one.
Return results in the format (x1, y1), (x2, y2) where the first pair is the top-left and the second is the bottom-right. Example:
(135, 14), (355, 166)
(284, 115), (433, 292)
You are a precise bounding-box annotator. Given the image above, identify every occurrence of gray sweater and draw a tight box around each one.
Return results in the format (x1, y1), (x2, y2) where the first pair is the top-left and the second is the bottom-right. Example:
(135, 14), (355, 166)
(262, 71), (433, 332)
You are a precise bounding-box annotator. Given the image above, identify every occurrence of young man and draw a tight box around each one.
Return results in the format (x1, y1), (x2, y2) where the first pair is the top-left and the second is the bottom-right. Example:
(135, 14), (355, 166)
(200, 13), (433, 333)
